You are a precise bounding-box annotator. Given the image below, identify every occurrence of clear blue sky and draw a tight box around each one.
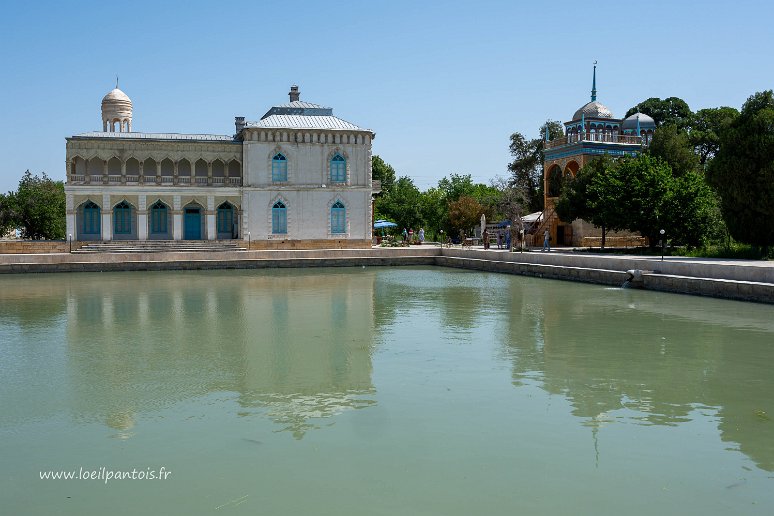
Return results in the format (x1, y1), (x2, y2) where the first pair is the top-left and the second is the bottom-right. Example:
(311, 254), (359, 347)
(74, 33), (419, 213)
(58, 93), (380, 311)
(1, 0), (772, 193)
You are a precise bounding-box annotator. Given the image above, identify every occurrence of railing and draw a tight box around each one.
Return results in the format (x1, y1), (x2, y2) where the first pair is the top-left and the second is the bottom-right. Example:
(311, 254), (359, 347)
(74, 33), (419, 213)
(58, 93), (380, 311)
(544, 133), (643, 149)
(66, 174), (243, 187)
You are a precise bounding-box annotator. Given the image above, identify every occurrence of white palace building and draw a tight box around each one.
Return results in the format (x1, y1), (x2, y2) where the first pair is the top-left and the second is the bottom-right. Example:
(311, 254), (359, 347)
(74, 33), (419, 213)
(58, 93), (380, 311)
(65, 85), (376, 248)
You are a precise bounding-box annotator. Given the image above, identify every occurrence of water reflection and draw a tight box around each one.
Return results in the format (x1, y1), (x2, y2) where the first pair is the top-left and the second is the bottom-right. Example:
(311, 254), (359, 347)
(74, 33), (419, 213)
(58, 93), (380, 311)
(498, 280), (774, 471)
(0, 270), (378, 439)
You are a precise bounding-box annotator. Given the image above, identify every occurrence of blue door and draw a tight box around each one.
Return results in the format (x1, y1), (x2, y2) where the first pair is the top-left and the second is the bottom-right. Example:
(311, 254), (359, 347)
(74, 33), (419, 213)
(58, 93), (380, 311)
(184, 207), (201, 240)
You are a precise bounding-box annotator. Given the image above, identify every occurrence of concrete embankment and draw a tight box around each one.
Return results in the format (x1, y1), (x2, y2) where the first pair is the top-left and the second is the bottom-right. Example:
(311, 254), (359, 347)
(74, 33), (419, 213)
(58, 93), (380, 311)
(1, 246), (772, 304)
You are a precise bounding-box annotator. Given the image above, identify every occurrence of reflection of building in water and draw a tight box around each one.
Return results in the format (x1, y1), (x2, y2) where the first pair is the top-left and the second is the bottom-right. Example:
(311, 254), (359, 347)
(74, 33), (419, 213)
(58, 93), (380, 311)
(62, 271), (377, 439)
(237, 271), (377, 439)
(503, 283), (774, 471)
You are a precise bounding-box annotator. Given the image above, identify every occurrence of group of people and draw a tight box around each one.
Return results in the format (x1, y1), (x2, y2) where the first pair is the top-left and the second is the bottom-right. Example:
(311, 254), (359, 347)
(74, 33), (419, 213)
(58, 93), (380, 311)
(401, 227), (425, 244)
(481, 228), (512, 250)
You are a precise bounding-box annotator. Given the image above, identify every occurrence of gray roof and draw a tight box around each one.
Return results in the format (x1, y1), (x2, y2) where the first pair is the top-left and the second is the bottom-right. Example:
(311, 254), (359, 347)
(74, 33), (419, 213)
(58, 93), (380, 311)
(273, 101), (331, 109)
(572, 101), (615, 121)
(71, 132), (235, 142)
(622, 112), (657, 130)
(246, 115), (369, 131)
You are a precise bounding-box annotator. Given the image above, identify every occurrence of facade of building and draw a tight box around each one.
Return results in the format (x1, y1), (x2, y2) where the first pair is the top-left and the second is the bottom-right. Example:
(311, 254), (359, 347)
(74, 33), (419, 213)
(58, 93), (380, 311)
(65, 85), (376, 247)
(540, 65), (656, 246)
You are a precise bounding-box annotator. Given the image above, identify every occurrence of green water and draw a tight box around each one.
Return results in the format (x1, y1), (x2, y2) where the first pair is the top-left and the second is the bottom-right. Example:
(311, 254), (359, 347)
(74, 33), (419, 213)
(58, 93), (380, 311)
(1, 267), (773, 515)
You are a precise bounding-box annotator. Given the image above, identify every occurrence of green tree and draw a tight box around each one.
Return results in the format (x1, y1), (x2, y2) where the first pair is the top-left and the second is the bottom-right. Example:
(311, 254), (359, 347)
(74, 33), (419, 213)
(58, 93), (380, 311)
(4, 171), (66, 240)
(647, 124), (700, 177)
(599, 155), (673, 247)
(419, 187), (447, 240)
(507, 120), (563, 213)
(448, 195), (484, 236)
(377, 176), (423, 231)
(689, 107), (739, 166)
(707, 90), (774, 253)
(371, 155), (396, 195)
(556, 156), (623, 248)
(0, 192), (15, 236)
(626, 97), (692, 129)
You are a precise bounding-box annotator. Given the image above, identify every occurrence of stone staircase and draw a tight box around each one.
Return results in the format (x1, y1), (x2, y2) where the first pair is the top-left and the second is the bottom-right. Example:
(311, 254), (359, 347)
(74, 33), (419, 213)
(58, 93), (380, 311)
(73, 240), (247, 253)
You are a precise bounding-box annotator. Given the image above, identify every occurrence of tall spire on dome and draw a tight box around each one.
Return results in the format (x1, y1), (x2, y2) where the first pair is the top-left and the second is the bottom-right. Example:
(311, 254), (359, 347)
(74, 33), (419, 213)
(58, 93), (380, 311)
(591, 61), (597, 102)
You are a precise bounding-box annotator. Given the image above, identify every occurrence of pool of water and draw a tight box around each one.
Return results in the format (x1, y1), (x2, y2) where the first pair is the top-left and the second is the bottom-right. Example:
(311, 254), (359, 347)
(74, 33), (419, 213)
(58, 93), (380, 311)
(1, 267), (773, 515)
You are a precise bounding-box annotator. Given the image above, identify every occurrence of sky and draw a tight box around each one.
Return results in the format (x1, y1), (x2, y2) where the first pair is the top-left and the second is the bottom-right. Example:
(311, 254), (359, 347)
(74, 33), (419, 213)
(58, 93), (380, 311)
(1, 0), (772, 193)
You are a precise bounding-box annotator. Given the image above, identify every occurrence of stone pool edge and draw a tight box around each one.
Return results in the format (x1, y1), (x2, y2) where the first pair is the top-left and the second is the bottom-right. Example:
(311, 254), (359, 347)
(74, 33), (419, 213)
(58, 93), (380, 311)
(1, 247), (772, 304)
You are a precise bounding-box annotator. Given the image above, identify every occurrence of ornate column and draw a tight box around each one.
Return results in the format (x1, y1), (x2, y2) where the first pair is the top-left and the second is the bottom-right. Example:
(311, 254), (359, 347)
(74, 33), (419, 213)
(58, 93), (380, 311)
(172, 196), (182, 240)
(120, 159), (127, 184)
(101, 194), (112, 241)
(139, 161), (144, 185)
(207, 162), (213, 186)
(137, 195), (148, 240)
(206, 195), (216, 240)
(65, 193), (76, 242)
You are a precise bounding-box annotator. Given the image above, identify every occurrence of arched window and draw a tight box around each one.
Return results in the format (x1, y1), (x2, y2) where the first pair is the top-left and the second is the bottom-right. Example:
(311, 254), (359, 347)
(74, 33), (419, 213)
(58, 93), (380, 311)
(217, 202), (234, 234)
(150, 201), (168, 234)
(330, 154), (346, 183)
(114, 201), (132, 235)
(331, 201), (346, 234)
(272, 201), (287, 234)
(272, 153), (287, 182)
(82, 201), (100, 235)
(547, 166), (563, 197)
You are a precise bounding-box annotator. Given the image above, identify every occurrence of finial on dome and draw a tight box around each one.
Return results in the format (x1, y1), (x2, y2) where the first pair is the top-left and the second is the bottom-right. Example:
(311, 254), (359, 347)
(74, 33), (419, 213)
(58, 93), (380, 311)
(591, 61), (597, 102)
(116, 75), (119, 89)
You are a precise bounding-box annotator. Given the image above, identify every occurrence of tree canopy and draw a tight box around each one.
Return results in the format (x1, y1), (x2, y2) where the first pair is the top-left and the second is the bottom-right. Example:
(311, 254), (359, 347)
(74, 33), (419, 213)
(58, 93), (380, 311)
(707, 90), (774, 252)
(626, 97), (692, 129)
(689, 107), (739, 166)
(1, 171), (66, 240)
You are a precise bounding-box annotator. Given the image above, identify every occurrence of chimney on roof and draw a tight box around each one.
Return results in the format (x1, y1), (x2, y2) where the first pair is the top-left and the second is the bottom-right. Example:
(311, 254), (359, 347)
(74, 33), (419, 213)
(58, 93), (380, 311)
(235, 116), (246, 133)
(289, 85), (300, 102)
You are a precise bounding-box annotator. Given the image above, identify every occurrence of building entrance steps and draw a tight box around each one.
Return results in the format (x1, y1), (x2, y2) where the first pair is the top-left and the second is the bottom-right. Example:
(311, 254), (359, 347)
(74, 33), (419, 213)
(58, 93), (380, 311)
(73, 240), (246, 253)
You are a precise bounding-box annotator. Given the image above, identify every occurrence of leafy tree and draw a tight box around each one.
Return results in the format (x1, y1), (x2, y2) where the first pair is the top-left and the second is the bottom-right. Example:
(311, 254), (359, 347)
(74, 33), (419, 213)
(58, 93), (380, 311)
(437, 173), (476, 202)
(0, 192), (14, 236)
(626, 97), (692, 129)
(556, 156), (623, 248)
(3, 171), (66, 240)
(491, 176), (528, 249)
(448, 195), (484, 235)
(507, 120), (563, 213)
(707, 90), (774, 253)
(689, 107), (739, 166)
(599, 155), (673, 247)
(371, 155), (396, 195)
(647, 124), (700, 177)
(420, 187), (447, 240)
(376, 176), (423, 231)
(665, 170), (721, 248)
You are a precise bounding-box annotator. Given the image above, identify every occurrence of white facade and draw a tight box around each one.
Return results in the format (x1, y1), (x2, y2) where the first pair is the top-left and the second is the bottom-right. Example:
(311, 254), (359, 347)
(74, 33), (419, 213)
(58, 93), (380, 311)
(65, 86), (375, 247)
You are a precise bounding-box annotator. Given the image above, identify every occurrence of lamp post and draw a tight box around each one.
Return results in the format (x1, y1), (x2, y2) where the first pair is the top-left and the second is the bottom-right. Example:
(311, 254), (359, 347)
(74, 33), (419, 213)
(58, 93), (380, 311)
(519, 229), (524, 253)
(248, 231), (251, 249)
(439, 229), (444, 247)
(660, 229), (665, 261)
(68, 234), (72, 253)
(506, 224), (511, 252)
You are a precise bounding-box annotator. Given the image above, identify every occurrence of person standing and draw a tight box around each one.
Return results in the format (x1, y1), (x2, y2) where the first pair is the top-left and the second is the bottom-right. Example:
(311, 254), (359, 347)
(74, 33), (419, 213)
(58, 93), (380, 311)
(483, 228), (489, 250)
(543, 229), (550, 252)
(418, 228), (425, 244)
(402, 228), (408, 242)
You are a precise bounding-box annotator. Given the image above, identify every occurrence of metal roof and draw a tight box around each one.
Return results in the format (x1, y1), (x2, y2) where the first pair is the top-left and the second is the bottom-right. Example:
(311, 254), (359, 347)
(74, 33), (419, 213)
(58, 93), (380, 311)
(245, 115), (369, 131)
(274, 101), (330, 109)
(71, 132), (235, 142)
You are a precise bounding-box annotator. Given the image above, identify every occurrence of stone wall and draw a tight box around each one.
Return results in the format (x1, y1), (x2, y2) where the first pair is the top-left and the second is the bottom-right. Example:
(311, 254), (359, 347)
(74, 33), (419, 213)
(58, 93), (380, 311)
(0, 240), (83, 254)
(247, 239), (372, 250)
